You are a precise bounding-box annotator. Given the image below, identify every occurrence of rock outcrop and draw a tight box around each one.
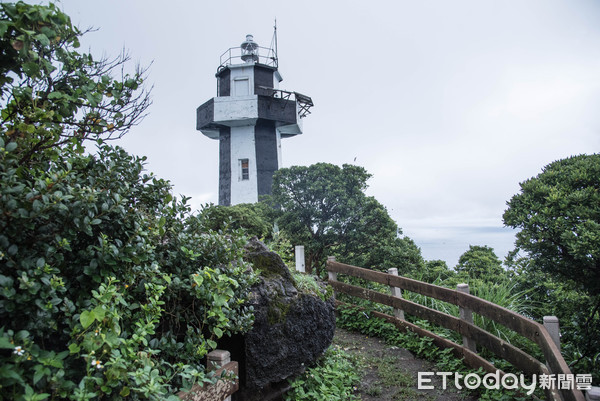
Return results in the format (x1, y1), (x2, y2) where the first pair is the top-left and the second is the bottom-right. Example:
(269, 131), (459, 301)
(233, 238), (335, 400)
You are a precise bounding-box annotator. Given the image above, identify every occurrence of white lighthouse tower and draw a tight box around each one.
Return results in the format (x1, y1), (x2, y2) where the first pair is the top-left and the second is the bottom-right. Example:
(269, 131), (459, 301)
(196, 31), (313, 205)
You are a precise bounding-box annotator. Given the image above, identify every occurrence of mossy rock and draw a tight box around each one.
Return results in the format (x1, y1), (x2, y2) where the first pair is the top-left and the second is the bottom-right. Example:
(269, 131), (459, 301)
(238, 238), (336, 399)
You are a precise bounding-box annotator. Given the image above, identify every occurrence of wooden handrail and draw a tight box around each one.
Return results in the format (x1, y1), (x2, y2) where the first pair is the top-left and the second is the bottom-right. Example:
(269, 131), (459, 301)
(327, 260), (586, 401)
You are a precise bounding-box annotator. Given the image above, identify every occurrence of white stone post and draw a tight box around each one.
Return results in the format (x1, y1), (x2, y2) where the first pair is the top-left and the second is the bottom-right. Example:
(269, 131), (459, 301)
(294, 245), (305, 273)
(387, 268), (405, 321)
(207, 350), (232, 401)
(543, 316), (561, 352)
(457, 283), (477, 353)
(327, 256), (337, 299)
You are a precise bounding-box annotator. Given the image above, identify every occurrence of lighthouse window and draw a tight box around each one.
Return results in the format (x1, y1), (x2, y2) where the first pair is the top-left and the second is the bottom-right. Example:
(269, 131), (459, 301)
(240, 159), (249, 180)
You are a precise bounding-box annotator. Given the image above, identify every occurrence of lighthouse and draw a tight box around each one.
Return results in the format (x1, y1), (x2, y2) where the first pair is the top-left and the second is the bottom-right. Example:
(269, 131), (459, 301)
(196, 32), (313, 206)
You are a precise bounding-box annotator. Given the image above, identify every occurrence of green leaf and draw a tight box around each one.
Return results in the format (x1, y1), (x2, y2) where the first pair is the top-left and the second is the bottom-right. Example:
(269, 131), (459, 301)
(33, 367), (45, 385)
(22, 61), (40, 77)
(92, 305), (105, 321)
(5, 142), (17, 152)
(68, 343), (80, 354)
(34, 33), (50, 46)
(47, 92), (64, 99)
(0, 365), (23, 383)
(0, 335), (13, 349)
(0, 21), (9, 37)
(213, 327), (223, 338)
(0, 274), (13, 287)
(192, 275), (204, 287)
(79, 310), (94, 329)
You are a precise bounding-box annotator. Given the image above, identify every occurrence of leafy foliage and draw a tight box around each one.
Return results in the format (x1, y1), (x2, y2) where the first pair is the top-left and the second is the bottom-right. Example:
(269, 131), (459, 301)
(455, 245), (505, 281)
(0, 3), (256, 400)
(198, 203), (273, 240)
(270, 163), (424, 276)
(503, 154), (600, 381)
(503, 154), (600, 296)
(505, 252), (600, 382)
(284, 345), (361, 401)
(0, 143), (256, 400)
(0, 1), (151, 166)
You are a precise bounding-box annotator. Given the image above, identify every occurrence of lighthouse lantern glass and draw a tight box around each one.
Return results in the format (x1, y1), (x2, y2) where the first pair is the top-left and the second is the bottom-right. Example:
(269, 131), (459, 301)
(240, 34), (259, 63)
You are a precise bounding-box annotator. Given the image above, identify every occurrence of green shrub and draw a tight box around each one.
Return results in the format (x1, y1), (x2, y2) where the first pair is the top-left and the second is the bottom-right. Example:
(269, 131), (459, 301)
(284, 345), (361, 401)
(0, 2), (258, 399)
(290, 271), (333, 302)
(0, 143), (257, 400)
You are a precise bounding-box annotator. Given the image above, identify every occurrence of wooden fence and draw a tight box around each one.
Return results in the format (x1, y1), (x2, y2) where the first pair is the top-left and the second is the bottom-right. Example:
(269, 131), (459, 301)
(326, 259), (586, 401)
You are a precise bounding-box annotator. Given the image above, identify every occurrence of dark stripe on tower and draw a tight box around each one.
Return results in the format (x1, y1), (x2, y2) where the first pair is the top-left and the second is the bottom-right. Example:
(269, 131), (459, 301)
(255, 120), (278, 198)
(254, 65), (274, 93)
(217, 68), (230, 96)
(218, 127), (231, 205)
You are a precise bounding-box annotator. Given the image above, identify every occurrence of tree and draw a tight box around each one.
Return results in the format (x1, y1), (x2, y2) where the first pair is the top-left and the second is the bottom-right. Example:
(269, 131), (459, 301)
(505, 251), (600, 378)
(419, 259), (454, 282)
(270, 163), (423, 275)
(503, 154), (600, 296)
(0, 1), (151, 165)
(455, 245), (505, 281)
(0, 3), (255, 399)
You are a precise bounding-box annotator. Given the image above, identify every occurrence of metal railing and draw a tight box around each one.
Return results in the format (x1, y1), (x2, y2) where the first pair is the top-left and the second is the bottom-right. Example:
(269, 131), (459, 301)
(218, 45), (278, 71)
(256, 86), (314, 118)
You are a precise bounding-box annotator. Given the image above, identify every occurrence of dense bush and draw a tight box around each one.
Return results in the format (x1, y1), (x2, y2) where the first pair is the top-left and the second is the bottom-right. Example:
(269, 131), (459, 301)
(0, 3), (259, 399)
(284, 345), (361, 401)
(0, 141), (257, 400)
(198, 203), (273, 240)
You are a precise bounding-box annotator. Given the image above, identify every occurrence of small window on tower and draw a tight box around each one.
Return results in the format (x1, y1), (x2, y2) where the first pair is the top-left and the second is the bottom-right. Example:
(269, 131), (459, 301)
(240, 159), (249, 181)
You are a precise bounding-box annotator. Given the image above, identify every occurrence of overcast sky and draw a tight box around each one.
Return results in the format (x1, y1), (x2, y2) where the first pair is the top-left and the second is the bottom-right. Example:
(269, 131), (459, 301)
(55, 0), (600, 267)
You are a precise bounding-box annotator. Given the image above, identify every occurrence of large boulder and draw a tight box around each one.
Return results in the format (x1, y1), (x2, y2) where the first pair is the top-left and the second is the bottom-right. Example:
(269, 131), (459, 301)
(234, 238), (335, 400)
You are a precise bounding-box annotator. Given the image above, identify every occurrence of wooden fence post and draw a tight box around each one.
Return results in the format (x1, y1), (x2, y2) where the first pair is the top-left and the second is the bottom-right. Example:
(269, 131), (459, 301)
(543, 316), (560, 352)
(327, 256), (337, 299)
(457, 283), (477, 353)
(387, 268), (405, 321)
(295, 245), (305, 273)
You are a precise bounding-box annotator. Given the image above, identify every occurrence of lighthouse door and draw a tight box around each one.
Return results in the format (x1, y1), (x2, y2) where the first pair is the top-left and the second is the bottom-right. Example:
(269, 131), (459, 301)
(234, 78), (250, 96)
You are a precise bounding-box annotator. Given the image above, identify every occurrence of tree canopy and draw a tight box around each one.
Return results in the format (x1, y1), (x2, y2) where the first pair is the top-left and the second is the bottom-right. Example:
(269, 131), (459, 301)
(503, 154), (600, 296)
(455, 245), (504, 281)
(270, 163), (423, 275)
(0, 1), (151, 165)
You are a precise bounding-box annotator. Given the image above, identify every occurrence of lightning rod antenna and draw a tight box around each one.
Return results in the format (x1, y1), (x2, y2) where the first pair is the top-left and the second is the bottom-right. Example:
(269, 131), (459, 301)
(272, 19), (278, 68)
